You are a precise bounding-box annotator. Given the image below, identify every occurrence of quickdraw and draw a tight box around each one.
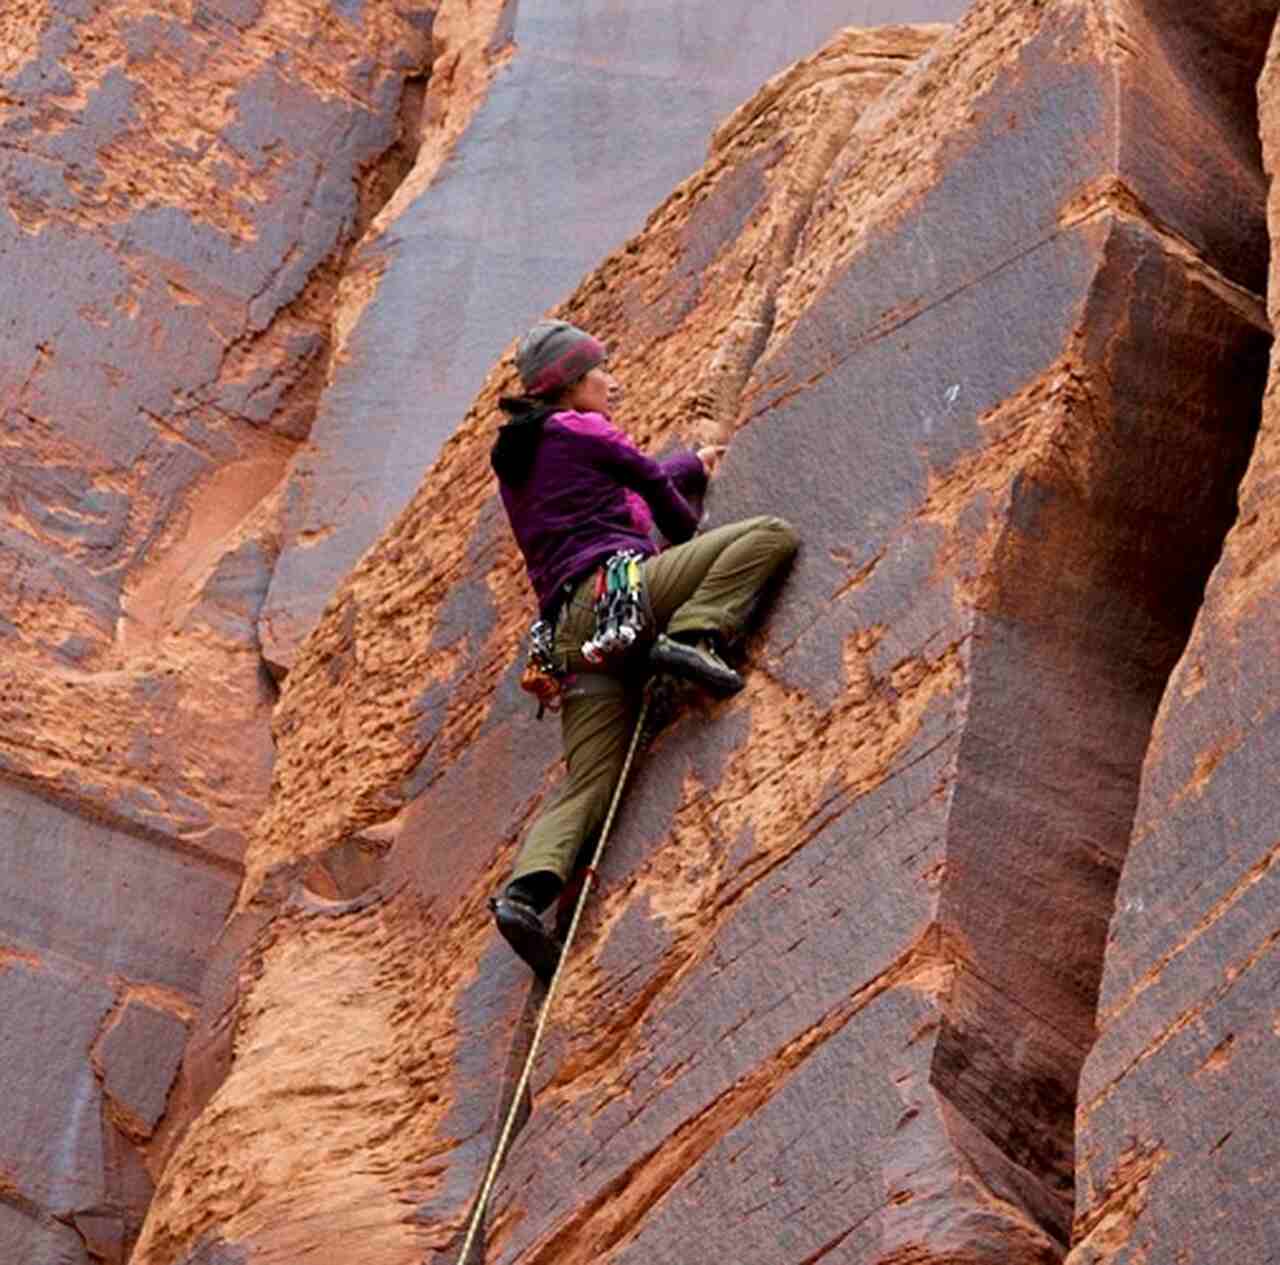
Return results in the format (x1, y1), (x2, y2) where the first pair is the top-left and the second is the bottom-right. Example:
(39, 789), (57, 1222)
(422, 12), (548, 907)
(519, 551), (649, 717)
(519, 617), (563, 718)
(581, 550), (647, 664)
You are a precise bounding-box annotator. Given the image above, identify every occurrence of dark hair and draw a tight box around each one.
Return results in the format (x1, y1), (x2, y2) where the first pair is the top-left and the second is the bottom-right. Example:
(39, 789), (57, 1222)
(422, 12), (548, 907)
(490, 396), (557, 484)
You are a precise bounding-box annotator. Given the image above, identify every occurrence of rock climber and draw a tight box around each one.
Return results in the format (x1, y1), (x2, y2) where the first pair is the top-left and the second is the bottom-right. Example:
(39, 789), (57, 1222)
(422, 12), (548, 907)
(489, 318), (799, 979)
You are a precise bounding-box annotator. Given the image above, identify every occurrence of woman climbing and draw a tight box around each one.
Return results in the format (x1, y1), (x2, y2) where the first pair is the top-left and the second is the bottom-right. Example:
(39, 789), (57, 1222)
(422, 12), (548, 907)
(489, 318), (799, 979)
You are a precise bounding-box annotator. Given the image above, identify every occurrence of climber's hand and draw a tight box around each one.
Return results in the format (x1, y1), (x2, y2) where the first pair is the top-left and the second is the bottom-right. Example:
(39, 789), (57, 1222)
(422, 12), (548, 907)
(697, 445), (727, 476)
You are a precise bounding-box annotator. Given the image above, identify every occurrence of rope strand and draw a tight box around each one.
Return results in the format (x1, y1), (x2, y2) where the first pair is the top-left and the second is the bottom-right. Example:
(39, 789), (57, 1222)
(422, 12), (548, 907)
(455, 688), (652, 1264)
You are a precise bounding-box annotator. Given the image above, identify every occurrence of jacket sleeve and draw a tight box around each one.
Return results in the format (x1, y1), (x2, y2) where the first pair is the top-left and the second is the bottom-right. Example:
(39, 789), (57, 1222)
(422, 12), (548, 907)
(660, 449), (709, 501)
(577, 416), (702, 544)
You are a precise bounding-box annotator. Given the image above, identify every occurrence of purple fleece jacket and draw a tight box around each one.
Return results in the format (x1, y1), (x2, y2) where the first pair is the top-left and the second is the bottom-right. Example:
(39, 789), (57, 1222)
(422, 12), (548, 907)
(498, 410), (706, 618)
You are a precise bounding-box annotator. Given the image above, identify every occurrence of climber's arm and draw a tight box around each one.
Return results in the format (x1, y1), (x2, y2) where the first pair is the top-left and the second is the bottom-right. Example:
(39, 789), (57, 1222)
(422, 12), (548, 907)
(573, 416), (702, 544)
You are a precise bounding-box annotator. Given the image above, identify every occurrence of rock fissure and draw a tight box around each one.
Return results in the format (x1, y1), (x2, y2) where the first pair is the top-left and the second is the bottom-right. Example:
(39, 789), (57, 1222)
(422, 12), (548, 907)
(1058, 7), (1280, 1261)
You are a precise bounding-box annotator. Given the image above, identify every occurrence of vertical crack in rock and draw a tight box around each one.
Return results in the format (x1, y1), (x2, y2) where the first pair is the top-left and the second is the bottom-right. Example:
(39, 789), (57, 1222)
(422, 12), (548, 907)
(301, 0), (522, 422)
(924, 241), (1267, 1247)
(254, 0), (521, 675)
(1060, 5), (1280, 1263)
(124, 11), (442, 636)
(359, 0), (517, 240)
(207, 43), (436, 450)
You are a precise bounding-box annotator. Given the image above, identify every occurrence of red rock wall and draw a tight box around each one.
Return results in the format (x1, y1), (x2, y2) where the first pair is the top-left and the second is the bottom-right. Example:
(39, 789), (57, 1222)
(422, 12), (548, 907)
(129, 3), (1279, 1265)
(8, 2), (1280, 1264)
(0, 7), (964, 1264)
(0, 3), (433, 1261)
(131, 24), (959, 1265)
(1066, 7), (1280, 1263)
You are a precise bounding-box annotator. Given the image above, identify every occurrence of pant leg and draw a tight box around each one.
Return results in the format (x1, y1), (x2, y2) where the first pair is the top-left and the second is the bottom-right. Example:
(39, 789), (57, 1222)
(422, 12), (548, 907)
(509, 572), (639, 886)
(646, 514), (798, 641)
(509, 685), (640, 884)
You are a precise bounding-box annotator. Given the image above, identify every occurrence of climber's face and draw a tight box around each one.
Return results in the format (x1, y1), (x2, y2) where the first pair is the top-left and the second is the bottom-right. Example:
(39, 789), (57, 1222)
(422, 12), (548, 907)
(562, 365), (619, 417)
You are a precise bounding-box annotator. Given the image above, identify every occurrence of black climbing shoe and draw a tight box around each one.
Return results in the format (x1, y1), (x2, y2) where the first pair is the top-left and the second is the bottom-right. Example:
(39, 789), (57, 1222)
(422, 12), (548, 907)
(490, 894), (562, 983)
(648, 634), (744, 698)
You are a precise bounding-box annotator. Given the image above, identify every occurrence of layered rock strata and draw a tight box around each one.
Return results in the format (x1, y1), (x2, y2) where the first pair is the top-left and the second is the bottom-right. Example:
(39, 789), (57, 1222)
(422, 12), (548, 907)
(257, 0), (973, 672)
(133, 3), (1277, 1264)
(1066, 8), (1280, 1262)
(0, 3), (434, 1261)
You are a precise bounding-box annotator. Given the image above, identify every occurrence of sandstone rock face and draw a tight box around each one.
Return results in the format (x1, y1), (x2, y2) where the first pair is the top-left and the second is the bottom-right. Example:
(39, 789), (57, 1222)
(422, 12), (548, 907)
(1066, 9), (1280, 1263)
(0, 3), (433, 1260)
(132, 23), (955, 1265)
(257, 0), (973, 672)
(10, 3), (1280, 1265)
(132, 4), (1278, 1265)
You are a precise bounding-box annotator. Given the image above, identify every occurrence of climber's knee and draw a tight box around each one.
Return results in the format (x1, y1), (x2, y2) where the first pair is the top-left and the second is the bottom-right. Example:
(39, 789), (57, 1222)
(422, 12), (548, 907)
(763, 515), (799, 555)
(749, 515), (799, 566)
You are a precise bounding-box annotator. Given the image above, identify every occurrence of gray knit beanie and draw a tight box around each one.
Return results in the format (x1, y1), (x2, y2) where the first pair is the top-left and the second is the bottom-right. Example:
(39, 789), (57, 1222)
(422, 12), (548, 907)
(516, 319), (606, 397)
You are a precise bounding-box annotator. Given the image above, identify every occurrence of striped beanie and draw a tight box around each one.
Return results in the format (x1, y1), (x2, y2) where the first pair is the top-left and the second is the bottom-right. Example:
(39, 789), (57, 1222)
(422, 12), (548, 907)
(516, 320), (606, 397)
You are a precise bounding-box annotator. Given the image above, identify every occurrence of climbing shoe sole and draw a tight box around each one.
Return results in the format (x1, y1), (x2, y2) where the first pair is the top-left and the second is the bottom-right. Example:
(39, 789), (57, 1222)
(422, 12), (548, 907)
(490, 896), (562, 983)
(648, 634), (744, 698)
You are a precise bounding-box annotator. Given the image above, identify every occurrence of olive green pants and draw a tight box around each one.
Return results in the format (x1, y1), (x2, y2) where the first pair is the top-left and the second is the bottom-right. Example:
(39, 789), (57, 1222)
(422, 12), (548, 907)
(509, 515), (798, 888)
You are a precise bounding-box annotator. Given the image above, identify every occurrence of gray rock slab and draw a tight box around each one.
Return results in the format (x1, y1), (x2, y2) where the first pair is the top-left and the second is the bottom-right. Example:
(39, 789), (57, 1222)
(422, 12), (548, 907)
(0, 781), (236, 996)
(0, 960), (113, 1214)
(99, 1001), (190, 1136)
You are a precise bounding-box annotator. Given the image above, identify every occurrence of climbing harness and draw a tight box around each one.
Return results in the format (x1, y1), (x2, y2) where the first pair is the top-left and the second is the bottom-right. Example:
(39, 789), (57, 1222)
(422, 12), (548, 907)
(581, 550), (649, 664)
(456, 687), (653, 1265)
(519, 551), (650, 717)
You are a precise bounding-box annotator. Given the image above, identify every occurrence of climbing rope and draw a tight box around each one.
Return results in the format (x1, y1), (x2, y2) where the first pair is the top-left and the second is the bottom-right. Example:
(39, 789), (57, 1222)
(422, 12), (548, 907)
(456, 687), (653, 1265)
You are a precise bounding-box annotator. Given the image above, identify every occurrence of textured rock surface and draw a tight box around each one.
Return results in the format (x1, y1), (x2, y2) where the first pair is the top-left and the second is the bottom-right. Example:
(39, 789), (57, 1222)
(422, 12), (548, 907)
(133, 4), (1276, 1265)
(1066, 8), (1280, 1263)
(9, 2), (1280, 1264)
(257, 0), (973, 671)
(0, 3), (434, 1261)
(0, 0), (434, 838)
